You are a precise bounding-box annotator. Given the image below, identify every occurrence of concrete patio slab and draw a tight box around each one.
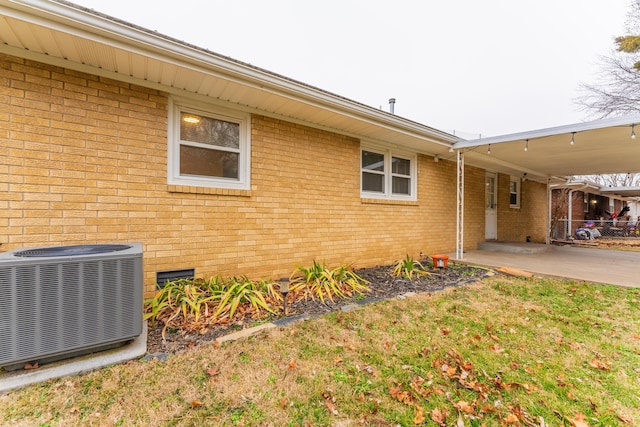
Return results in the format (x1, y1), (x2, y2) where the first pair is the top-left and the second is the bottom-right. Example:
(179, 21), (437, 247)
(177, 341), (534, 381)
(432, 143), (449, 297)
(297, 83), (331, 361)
(452, 243), (639, 288)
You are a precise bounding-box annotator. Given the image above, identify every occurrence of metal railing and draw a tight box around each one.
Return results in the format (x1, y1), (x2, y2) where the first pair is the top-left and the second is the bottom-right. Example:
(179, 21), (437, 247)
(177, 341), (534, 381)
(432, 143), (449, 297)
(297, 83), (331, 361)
(552, 219), (639, 241)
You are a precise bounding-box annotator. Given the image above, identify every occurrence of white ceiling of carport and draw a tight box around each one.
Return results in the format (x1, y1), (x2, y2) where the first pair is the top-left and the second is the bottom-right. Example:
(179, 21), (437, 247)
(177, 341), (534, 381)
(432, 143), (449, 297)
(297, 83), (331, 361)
(453, 116), (640, 183)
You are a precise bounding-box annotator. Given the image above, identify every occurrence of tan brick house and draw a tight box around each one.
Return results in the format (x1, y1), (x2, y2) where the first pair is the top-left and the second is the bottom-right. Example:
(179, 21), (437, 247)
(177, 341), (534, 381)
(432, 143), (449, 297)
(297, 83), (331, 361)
(0, 0), (577, 297)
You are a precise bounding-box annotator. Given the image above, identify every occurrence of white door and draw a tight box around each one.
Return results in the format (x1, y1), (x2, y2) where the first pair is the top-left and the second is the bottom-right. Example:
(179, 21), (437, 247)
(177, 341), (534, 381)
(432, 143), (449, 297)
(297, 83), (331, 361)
(485, 172), (497, 240)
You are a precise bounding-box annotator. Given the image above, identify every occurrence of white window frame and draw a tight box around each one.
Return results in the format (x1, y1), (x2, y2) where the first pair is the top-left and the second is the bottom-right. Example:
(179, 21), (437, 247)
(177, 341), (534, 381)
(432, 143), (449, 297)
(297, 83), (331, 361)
(509, 176), (520, 208)
(168, 97), (251, 190)
(360, 143), (417, 201)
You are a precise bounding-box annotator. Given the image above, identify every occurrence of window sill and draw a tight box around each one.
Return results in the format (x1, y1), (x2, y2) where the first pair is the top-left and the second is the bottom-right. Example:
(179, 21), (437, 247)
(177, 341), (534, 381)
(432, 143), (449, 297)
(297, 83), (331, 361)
(361, 198), (419, 206)
(168, 185), (252, 197)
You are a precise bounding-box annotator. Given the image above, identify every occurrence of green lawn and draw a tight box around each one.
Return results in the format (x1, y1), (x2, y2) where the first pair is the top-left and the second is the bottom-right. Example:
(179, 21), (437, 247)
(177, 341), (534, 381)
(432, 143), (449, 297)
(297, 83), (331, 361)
(1, 275), (639, 426)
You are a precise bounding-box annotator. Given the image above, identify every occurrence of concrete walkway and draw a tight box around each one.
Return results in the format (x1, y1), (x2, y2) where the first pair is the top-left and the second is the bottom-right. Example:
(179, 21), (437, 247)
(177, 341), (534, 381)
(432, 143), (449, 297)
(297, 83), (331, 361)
(451, 242), (640, 288)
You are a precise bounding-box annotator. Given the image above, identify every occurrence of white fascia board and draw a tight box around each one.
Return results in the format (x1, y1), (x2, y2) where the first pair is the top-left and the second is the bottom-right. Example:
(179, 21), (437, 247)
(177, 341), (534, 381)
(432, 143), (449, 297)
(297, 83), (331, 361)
(453, 115), (640, 149)
(599, 186), (640, 193)
(3, 0), (458, 147)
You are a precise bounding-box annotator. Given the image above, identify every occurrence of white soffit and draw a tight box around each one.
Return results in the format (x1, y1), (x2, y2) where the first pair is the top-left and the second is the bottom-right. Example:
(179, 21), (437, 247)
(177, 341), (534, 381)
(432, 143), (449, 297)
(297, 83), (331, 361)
(0, 0), (457, 154)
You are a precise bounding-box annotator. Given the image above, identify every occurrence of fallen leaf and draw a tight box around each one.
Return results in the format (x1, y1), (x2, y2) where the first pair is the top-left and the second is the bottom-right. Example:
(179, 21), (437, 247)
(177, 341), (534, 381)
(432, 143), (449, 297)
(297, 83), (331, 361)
(441, 328), (450, 336)
(413, 405), (425, 425)
(24, 362), (39, 370)
(461, 361), (474, 371)
(431, 407), (449, 426)
(69, 407), (80, 414)
(568, 412), (590, 427)
(567, 390), (575, 400)
(288, 359), (297, 370)
(617, 413), (633, 424)
(213, 340), (221, 349)
(190, 400), (204, 408)
(279, 398), (287, 409)
(322, 392), (338, 415)
(521, 383), (541, 394)
(569, 342), (581, 350)
(503, 413), (520, 424)
(454, 400), (475, 414)
(206, 367), (220, 376)
(489, 334), (500, 341)
(333, 357), (343, 366)
(489, 343), (505, 353)
(589, 358), (610, 371)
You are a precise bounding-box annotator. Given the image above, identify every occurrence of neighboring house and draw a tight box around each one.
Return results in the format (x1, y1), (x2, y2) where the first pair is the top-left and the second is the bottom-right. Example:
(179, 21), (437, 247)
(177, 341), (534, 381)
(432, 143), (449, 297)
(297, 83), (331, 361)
(550, 179), (638, 239)
(0, 0), (552, 297)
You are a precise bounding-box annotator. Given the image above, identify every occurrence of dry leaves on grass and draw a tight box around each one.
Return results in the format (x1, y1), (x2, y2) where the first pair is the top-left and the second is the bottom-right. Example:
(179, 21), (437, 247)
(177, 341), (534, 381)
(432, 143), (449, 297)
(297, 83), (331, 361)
(388, 348), (548, 426)
(589, 357), (610, 371)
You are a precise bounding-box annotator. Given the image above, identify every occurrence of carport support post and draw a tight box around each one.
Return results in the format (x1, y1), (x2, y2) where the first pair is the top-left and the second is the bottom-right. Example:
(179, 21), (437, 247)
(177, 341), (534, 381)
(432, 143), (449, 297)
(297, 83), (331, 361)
(455, 150), (464, 259)
(546, 178), (552, 245)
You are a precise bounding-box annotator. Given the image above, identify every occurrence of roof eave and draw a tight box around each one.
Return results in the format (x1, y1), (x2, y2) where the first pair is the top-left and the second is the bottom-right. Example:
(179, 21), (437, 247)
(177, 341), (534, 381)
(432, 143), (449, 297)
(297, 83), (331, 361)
(1, 0), (458, 148)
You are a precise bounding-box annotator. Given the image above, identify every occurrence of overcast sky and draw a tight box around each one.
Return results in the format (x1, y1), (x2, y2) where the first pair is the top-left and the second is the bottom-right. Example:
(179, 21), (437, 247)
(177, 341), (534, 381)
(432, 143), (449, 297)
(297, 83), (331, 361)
(74, 0), (629, 138)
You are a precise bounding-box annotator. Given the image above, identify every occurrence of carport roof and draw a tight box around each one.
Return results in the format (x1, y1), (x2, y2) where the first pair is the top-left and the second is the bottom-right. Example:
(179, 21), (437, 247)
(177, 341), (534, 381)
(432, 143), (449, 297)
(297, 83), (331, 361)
(453, 115), (640, 182)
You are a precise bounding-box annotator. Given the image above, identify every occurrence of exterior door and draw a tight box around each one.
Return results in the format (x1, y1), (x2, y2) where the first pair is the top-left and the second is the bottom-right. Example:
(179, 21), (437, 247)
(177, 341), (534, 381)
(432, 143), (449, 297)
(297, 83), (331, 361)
(485, 172), (497, 240)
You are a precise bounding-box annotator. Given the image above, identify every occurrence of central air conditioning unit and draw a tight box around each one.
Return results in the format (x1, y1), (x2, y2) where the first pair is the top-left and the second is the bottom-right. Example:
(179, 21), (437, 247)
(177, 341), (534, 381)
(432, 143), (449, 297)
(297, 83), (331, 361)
(0, 243), (143, 369)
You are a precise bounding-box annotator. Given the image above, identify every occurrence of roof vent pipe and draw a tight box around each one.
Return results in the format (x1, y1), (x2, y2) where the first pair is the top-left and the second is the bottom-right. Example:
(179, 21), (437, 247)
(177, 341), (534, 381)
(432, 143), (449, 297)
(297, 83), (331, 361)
(389, 98), (396, 114)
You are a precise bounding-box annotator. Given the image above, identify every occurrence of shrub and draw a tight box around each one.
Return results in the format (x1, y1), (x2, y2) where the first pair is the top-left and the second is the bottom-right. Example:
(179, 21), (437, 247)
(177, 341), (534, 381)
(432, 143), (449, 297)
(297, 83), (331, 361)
(143, 276), (278, 335)
(392, 254), (429, 279)
(290, 260), (369, 303)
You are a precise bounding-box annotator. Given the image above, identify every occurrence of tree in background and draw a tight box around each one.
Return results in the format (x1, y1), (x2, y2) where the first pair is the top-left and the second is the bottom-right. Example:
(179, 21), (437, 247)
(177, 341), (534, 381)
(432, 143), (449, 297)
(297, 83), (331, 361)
(574, 173), (640, 187)
(577, 0), (640, 117)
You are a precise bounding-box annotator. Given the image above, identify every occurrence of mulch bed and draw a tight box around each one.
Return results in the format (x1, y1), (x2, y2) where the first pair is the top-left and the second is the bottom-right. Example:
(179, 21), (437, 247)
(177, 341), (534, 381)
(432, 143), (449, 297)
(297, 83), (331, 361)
(146, 262), (492, 355)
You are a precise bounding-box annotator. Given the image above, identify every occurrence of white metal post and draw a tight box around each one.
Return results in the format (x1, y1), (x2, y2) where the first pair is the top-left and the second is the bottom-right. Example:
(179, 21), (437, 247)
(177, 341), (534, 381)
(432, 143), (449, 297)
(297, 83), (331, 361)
(456, 150), (464, 259)
(546, 178), (551, 245)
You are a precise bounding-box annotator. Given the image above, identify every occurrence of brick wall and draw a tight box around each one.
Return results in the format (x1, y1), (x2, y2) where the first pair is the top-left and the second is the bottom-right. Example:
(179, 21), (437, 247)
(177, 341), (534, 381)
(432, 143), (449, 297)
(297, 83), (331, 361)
(496, 174), (547, 243)
(1, 54), (487, 296)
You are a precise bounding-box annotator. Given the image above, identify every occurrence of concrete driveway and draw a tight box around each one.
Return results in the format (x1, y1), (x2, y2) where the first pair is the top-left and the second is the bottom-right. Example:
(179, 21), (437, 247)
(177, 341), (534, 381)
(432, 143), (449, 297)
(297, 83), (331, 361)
(452, 242), (640, 288)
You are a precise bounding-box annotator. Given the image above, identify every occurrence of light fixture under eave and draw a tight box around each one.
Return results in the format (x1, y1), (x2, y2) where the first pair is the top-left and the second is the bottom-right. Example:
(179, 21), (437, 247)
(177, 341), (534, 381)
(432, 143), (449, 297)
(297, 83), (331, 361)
(632, 124), (636, 140)
(524, 139), (529, 152)
(487, 144), (491, 154)
(570, 132), (575, 145)
(183, 116), (201, 124)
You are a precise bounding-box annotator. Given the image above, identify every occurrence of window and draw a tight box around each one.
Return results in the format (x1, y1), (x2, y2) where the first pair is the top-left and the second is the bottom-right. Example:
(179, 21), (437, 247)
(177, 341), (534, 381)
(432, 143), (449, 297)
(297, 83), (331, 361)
(583, 193), (589, 213)
(168, 98), (250, 189)
(509, 177), (520, 208)
(361, 146), (416, 200)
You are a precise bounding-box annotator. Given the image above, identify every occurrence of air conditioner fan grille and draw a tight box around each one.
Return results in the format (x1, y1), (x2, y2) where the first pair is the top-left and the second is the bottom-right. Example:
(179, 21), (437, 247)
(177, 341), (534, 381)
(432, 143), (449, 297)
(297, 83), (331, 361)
(15, 244), (130, 258)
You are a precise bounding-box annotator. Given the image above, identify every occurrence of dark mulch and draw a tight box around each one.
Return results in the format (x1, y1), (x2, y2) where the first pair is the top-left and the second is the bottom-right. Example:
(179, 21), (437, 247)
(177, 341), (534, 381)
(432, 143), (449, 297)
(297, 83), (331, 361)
(145, 262), (491, 355)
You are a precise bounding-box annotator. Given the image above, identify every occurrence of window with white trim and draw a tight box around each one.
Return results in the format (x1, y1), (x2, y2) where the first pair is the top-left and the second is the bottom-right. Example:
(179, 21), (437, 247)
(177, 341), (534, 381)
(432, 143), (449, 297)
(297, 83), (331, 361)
(361, 146), (416, 200)
(509, 177), (520, 208)
(168, 98), (250, 190)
